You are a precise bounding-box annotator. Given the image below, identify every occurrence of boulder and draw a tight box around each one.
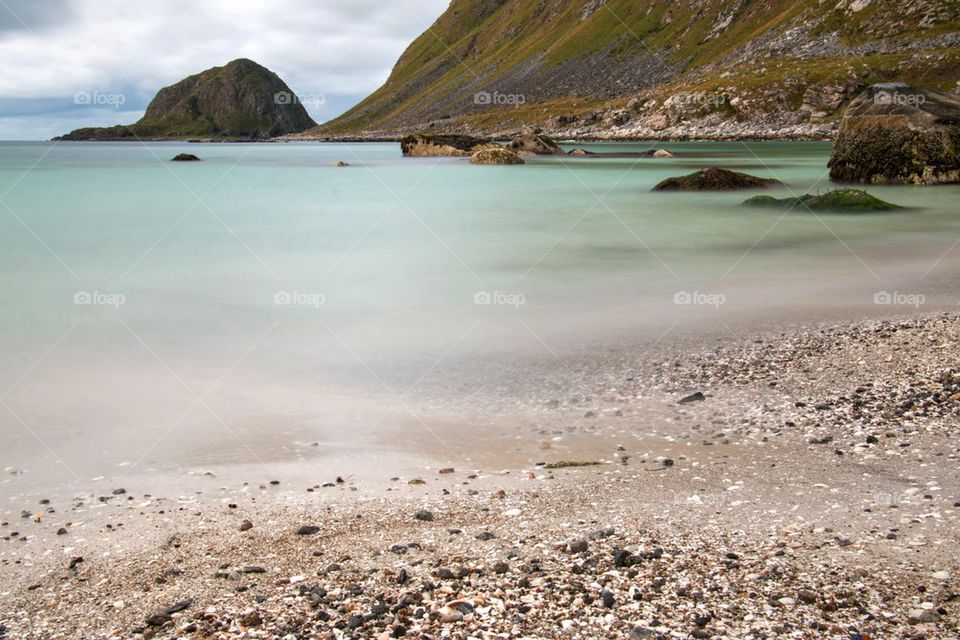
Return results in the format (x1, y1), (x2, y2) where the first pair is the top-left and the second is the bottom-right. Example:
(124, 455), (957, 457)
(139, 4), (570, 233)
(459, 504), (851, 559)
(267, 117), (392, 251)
(171, 153), (201, 162)
(743, 188), (901, 213)
(653, 167), (781, 191)
(828, 83), (960, 185)
(652, 149), (674, 158)
(567, 148), (595, 156)
(506, 133), (563, 155)
(400, 133), (489, 157)
(470, 147), (525, 165)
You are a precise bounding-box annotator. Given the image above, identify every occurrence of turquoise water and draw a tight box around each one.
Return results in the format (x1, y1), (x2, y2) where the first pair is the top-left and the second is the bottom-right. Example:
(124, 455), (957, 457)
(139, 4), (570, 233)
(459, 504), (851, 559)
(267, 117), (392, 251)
(2, 140), (959, 487)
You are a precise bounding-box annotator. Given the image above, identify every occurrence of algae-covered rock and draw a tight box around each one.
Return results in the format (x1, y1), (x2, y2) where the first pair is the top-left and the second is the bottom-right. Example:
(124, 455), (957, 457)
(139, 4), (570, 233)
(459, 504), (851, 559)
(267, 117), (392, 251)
(743, 188), (901, 212)
(828, 83), (960, 185)
(400, 133), (489, 157)
(653, 167), (781, 191)
(470, 147), (525, 165)
(171, 153), (201, 162)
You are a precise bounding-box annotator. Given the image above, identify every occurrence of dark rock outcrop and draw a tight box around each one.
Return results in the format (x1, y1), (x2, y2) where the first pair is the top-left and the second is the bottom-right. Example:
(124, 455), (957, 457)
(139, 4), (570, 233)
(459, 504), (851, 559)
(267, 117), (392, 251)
(828, 84), (960, 185)
(400, 133), (489, 157)
(743, 188), (901, 212)
(171, 153), (201, 162)
(506, 133), (563, 155)
(653, 167), (781, 191)
(56, 59), (316, 141)
(470, 147), (525, 165)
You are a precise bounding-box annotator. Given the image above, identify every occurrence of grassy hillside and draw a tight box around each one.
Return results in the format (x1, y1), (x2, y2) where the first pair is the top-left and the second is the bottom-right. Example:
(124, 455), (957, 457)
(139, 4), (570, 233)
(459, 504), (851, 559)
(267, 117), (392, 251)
(315, 0), (960, 137)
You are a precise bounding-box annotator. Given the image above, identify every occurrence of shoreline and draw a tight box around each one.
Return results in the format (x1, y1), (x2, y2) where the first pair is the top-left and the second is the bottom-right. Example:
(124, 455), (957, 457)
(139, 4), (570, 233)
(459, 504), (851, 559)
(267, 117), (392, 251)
(3, 310), (959, 638)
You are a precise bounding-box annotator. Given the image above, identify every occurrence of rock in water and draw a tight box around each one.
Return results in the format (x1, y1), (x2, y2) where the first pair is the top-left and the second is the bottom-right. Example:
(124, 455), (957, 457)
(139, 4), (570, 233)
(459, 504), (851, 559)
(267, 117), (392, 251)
(742, 189), (901, 213)
(652, 149), (674, 158)
(55, 59), (316, 141)
(470, 147), (525, 165)
(828, 83), (960, 185)
(653, 167), (781, 191)
(400, 133), (489, 157)
(171, 153), (201, 162)
(507, 133), (563, 155)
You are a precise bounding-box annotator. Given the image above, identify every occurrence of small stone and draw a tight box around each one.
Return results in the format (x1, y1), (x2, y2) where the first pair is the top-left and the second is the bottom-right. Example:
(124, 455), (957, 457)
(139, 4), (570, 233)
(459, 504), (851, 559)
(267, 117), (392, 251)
(296, 525), (320, 536)
(568, 538), (589, 553)
(600, 589), (615, 608)
(145, 613), (172, 627)
(56, 527), (68, 536)
(908, 608), (941, 623)
(239, 519), (253, 532)
(414, 509), (434, 522)
(679, 392), (706, 404)
(438, 468), (455, 475)
(932, 570), (951, 581)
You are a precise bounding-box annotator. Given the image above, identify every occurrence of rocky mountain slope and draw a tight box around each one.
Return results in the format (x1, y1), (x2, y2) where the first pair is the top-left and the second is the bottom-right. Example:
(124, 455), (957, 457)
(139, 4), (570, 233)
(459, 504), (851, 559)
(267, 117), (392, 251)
(57, 59), (316, 141)
(312, 0), (960, 140)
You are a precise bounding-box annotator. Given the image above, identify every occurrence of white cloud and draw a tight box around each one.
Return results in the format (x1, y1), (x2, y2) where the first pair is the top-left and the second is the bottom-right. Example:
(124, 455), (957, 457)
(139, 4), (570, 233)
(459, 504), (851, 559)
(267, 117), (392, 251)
(0, 0), (450, 139)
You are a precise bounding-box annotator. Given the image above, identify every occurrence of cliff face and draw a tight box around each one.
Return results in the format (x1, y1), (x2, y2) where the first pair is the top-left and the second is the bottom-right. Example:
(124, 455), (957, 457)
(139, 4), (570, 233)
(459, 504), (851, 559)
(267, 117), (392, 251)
(314, 0), (960, 139)
(57, 59), (316, 141)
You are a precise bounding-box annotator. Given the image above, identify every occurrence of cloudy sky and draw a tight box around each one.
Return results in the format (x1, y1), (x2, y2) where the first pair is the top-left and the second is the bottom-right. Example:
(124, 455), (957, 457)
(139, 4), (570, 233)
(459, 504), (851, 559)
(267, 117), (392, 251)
(0, 0), (450, 139)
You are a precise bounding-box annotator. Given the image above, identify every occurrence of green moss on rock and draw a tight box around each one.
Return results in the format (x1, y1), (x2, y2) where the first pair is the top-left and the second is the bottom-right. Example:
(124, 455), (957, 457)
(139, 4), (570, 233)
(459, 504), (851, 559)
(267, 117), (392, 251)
(743, 188), (901, 213)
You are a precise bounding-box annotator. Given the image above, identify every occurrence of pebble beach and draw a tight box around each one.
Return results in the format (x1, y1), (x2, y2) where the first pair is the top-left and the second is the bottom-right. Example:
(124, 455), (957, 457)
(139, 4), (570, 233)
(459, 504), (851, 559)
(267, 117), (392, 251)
(2, 312), (959, 639)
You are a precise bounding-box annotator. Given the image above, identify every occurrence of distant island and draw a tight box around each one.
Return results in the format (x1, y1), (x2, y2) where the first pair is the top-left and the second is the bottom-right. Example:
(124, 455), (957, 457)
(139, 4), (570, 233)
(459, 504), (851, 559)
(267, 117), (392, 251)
(54, 59), (316, 141)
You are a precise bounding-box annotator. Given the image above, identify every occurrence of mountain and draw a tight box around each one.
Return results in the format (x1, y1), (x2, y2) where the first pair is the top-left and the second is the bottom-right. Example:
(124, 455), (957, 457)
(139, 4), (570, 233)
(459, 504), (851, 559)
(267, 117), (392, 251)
(313, 0), (960, 139)
(56, 59), (316, 141)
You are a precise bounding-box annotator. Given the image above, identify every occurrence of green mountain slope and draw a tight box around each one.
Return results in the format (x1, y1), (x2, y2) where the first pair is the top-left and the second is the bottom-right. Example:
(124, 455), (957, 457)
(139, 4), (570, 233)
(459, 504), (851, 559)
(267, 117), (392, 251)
(57, 59), (316, 141)
(316, 0), (960, 138)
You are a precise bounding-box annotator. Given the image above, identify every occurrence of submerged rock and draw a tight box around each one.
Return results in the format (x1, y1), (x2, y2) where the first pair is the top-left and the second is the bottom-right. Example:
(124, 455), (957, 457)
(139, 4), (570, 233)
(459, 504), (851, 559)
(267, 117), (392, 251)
(653, 167), (781, 191)
(506, 133), (563, 155)
(470, 146), (525, 165)
(743, 188), (901, 213)
(828, 83), (960, 185)
(400, 133), (489, 157)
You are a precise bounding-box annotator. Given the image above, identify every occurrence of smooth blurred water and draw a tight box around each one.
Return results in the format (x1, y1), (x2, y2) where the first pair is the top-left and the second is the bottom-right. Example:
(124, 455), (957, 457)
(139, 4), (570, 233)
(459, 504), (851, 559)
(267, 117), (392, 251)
(2, 140), (959, 488)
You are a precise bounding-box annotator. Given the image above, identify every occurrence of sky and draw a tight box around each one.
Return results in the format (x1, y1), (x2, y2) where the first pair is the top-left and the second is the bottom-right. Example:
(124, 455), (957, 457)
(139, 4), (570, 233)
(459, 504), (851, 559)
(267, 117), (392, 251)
(0, 0), (450, 139)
